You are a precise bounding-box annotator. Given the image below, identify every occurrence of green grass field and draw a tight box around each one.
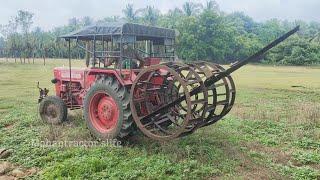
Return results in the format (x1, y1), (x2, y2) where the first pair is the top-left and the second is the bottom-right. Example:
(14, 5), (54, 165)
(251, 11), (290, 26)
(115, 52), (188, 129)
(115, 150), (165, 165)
(0, 58), (319, 179)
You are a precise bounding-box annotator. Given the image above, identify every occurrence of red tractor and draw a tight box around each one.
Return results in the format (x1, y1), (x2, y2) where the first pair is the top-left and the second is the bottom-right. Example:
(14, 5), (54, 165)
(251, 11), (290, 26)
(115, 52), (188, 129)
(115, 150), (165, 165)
(38, 23), (299, 141)
(38, 23), (175, 140)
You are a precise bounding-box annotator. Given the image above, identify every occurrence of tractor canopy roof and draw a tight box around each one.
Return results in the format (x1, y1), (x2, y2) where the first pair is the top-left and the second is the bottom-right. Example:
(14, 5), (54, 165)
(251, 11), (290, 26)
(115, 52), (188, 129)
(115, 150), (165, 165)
(60, 22), (175, 42)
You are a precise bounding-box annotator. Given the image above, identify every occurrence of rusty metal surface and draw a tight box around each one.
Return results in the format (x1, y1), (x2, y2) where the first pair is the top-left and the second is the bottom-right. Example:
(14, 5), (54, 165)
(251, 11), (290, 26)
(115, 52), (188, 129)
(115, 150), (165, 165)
(129, 26), (299, 141)
(190, 62), (236, 128)
(130, 63), (210, 140)
(129, 61), (236, 140)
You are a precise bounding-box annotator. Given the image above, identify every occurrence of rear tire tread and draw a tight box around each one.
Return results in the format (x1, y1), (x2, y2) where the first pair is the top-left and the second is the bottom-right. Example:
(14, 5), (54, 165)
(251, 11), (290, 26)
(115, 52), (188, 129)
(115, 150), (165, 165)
(95, 75), (133, 138)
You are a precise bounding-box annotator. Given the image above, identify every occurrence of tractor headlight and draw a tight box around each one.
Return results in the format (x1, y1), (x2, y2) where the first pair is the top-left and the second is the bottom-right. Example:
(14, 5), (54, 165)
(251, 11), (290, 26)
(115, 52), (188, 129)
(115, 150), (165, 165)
(51, 78), (58, 84)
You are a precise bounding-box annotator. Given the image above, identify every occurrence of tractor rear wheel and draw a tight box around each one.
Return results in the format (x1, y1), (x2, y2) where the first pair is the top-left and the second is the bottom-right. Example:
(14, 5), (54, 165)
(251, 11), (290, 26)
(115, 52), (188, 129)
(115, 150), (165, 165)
(83, 76), (133, 140)
(39, 96), (68, 125)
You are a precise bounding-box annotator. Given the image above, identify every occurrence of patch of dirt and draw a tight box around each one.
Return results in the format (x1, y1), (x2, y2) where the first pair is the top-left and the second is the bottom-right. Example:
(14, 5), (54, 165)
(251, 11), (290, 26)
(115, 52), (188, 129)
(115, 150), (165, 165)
(211, 141), (283, 179)
(247, 141), (292, 165)
(10, 169), (25, 178)
(0, 109), (8, 113)
(0, 161), (38, 179)
(310, 164), (320, 171)
(3, 124), (14, 130)
(233, 147), (283, 179)
(0, 162), (12, 175)
(0, 175), (15, 180)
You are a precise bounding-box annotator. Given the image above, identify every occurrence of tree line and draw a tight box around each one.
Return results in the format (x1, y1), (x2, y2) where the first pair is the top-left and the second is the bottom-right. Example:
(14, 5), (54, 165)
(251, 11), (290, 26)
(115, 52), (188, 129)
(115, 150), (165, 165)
(0, 1), (319, 65)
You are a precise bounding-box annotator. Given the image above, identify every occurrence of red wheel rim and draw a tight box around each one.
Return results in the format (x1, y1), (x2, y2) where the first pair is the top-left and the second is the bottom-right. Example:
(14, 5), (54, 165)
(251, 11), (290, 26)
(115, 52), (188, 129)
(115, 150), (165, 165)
(89, 91), (119, 133)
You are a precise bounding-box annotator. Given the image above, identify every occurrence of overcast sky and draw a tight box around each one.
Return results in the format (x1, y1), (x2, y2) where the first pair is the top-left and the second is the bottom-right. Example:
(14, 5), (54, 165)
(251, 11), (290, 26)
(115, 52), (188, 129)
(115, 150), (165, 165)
(0, 0), (319, 31)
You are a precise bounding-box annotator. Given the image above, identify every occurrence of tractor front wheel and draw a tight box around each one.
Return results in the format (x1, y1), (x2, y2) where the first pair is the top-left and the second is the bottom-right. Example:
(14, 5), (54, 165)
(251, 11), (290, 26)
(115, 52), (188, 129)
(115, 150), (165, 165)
(39, 96), (68, 124)
(83, 76), (133, 140)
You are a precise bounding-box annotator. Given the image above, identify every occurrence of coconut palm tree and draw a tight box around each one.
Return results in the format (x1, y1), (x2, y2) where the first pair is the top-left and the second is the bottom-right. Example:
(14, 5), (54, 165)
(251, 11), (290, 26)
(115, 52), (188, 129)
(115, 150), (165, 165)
(168, 8), (183, 18)
(122, 4), (140, 22)
(141, 6), (160, 26)
(205, 0), (219, 12)
(82, 16), (94, 26)
(182, 2), (203, 16)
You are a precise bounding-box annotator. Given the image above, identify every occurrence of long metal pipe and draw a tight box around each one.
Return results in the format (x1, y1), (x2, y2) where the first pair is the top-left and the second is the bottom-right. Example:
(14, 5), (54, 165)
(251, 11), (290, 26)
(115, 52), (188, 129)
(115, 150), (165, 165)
(68, 39), (73, 109)
(138, 26), (300, 122)
(205, 26), (300, 87)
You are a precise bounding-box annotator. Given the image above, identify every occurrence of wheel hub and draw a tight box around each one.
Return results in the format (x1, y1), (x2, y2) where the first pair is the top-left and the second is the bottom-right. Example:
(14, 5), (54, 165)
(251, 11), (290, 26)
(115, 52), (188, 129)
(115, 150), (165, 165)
(98, 97), (116, 125)
(89, 92), (119, 133)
